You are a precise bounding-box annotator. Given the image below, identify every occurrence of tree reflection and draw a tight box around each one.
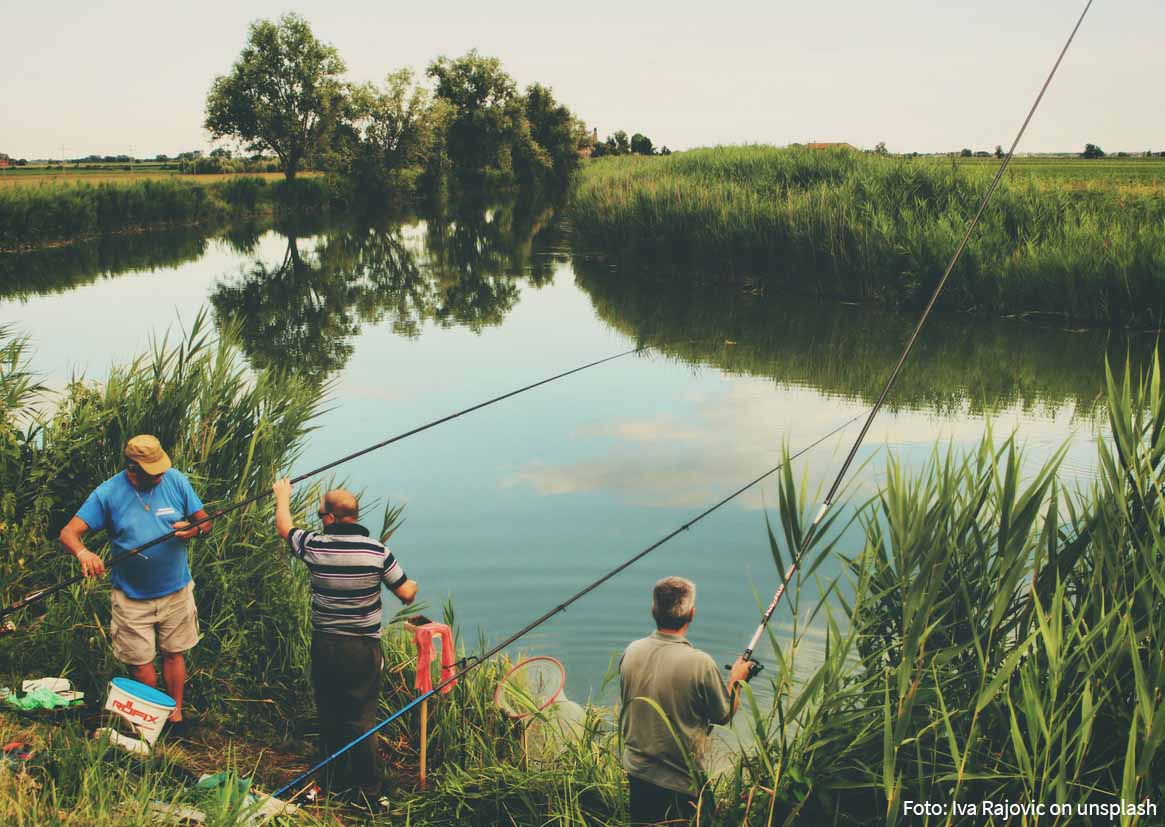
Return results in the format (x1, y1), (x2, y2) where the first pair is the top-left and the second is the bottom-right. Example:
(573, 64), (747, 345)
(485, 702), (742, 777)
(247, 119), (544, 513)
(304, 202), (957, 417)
(210, 194), (564, 380)
(211, 235), (361, 381)
(0, 228), (213, 300)
(573, 256), (1161, 417)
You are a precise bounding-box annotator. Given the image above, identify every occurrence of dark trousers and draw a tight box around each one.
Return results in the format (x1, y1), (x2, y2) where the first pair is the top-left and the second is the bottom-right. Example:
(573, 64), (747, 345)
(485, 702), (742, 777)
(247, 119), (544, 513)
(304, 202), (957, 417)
(629, 776), (706, 825)
(310, 631), (383, 797)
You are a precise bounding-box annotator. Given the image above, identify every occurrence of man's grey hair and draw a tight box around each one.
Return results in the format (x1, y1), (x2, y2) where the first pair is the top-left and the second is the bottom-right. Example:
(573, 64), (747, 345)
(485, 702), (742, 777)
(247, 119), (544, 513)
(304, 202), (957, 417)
(652, 576), (696, 630)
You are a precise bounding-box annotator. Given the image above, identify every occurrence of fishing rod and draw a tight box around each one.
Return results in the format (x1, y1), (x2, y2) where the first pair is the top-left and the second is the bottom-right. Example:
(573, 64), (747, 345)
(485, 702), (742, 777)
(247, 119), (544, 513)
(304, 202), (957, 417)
(0, 346), (642, 625)
(271, 411), (865, 801)
(738, 0), (1095, 665)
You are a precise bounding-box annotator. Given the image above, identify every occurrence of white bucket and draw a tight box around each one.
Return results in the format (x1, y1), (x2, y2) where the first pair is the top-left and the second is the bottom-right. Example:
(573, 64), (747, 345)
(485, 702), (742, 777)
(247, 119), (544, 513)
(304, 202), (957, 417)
(103, 677), (174, 748)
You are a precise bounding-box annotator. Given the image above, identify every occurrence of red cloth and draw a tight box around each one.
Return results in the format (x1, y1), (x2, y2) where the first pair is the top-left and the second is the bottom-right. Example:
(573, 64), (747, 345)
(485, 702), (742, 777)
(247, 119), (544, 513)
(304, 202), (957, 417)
(412, 622), (457, 695)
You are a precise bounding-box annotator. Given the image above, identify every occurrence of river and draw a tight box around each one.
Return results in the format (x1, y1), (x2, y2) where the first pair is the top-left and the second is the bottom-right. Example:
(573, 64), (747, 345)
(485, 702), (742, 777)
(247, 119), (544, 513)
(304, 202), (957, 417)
(0, 200), (1151, 709)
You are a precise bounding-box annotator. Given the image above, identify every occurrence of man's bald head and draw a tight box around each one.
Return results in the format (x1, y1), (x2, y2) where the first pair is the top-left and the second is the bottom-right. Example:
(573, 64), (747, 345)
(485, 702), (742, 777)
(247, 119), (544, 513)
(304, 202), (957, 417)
(322, 489), (359, 521)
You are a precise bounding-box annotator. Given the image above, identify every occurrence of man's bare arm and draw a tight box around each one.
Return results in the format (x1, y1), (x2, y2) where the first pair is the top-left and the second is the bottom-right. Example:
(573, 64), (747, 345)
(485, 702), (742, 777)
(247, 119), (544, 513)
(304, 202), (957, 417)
(173, 508), (212, 540)
(392, 579), (418, 605)
(725, 657), (753, 718)
(59, 516), (105, 578)
(272, 479), (294, 540)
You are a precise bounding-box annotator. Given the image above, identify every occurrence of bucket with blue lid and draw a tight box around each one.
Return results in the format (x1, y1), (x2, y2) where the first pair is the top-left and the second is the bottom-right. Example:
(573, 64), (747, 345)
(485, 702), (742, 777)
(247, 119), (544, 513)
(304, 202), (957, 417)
(102, 677), (175, 749)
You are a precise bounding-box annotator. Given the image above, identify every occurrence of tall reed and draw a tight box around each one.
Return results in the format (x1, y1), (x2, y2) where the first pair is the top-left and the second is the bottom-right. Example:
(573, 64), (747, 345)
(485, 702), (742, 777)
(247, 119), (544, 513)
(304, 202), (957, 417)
(0, 312), (325, 720)
(735, 357), (1165, 824)
(0, 177), (348, 249)
(570, 147), (1165, 326)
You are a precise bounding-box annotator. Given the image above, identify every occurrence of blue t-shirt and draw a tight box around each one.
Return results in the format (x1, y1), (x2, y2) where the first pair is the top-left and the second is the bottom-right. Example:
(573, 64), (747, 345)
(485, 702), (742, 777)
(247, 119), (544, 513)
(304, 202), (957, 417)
(75, 469), (204, 600)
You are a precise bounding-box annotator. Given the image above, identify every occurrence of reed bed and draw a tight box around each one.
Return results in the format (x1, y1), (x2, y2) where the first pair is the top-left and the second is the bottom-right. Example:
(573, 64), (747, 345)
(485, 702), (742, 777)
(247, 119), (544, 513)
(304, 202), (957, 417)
(734, 358), (1165, 825)
(0, 177), (346, 249)
(0, 313), (324, 718)
(0, 170), (295, 190)
(569, 147), (1165, 326)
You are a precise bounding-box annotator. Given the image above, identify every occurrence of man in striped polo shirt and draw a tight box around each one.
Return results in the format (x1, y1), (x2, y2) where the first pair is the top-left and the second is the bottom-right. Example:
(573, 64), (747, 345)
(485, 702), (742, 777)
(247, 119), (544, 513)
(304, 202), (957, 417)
(272, 478), (418, 805)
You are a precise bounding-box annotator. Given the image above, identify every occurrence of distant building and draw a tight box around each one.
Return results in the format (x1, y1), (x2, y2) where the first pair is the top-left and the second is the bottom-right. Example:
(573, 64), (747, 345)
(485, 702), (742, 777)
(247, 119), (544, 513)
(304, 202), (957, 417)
(0, 153), (10, 168)
(805, 142), (856, 151)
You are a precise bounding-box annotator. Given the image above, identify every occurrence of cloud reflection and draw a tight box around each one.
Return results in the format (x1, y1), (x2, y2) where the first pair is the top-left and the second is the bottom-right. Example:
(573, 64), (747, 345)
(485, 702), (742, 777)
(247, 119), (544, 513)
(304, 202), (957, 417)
(503, 373), (1102, 509)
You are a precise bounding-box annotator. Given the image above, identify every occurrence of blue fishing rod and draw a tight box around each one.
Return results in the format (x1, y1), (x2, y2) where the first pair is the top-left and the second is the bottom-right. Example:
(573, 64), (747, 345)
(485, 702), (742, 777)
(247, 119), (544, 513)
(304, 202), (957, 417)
(271, 412), (865, 801)
(737, 0), (1095, 665)
(0, 346), (643, 626)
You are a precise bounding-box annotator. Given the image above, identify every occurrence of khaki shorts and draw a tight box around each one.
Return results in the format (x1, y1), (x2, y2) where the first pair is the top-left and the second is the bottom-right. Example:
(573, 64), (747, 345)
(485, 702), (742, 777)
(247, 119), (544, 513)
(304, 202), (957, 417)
(110, 581), (200, 666)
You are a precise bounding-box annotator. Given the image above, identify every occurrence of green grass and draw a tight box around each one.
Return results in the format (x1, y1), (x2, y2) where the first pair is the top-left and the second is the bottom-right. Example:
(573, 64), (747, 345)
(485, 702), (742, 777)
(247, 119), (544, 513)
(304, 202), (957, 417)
(0, 313), (324, 718)
(0, 177), (348, 250)
(728, 359), (1165, 824)
(957, 155), (1165, 184)
(569, 146), (1165, 327)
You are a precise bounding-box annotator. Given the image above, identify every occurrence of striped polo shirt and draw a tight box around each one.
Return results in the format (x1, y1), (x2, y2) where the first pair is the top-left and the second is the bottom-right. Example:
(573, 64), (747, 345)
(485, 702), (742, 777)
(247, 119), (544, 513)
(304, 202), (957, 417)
(286, 522), (408, 638)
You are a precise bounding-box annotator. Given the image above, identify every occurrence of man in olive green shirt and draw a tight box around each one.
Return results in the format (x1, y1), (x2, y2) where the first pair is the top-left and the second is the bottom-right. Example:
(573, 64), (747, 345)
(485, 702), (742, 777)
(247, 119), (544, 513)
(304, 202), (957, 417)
(620, 576), (755, 825)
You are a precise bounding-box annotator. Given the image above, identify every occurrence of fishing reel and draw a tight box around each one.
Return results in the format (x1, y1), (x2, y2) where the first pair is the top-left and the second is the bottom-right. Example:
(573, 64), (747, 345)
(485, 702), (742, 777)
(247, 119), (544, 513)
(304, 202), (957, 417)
(724, 658), (764, 682)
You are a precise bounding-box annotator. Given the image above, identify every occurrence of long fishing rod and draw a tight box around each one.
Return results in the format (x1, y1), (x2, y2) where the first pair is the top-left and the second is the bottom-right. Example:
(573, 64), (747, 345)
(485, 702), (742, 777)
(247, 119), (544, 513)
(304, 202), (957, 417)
(738, 0), (1095, 664)
(271, 411), (865, 801)
(0, 347), (642, 624)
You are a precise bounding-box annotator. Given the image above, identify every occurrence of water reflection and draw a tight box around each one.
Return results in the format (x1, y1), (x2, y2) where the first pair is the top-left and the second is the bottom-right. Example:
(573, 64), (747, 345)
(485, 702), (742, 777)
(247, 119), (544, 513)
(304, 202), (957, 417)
(209, 197), (563, 378)
(1, 196), (1154, 421)
(0, 228), (214, 299)
(573, 258), (1161, 418)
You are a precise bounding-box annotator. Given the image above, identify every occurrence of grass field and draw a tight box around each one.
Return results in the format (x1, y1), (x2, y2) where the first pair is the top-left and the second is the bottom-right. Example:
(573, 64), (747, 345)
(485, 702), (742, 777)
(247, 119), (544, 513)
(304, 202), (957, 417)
(0, 168), (303, 189)
(956, 155), (1165, 184)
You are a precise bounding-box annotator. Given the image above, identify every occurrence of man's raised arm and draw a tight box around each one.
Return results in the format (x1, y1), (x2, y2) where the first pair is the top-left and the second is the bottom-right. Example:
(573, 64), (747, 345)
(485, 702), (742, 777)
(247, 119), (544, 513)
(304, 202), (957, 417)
(272, 478), (294, 540)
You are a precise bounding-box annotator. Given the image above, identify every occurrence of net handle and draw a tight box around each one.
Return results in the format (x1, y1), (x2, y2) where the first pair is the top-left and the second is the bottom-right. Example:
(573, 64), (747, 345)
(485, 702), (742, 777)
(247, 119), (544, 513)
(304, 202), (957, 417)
(493, 656), (566, 720)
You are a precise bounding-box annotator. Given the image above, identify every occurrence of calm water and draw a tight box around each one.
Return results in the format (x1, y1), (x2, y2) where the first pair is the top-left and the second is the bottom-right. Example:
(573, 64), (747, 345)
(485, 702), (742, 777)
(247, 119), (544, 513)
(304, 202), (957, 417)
(1, 204), (1151, 707)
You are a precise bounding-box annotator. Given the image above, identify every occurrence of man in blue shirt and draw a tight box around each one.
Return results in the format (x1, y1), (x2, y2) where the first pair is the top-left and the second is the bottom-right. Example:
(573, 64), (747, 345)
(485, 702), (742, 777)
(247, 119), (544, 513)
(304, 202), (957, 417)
(59, 435), (211, 727)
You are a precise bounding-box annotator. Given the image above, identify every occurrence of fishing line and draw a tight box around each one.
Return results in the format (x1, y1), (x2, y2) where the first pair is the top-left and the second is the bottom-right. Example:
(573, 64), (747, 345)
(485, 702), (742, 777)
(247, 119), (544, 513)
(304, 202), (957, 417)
(0, 346), (642, 623)
(271, 411), (865, 800)
(738, 0), (1095, 663)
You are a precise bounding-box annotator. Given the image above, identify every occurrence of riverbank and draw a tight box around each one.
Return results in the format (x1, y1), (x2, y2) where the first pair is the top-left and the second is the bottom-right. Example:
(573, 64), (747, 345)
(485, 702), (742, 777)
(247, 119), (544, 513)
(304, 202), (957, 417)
(2, 321), (1161, 825)
(0, 625), (623, 827)
(0, 176), (349, 251)
(569, 146), (1165, 327)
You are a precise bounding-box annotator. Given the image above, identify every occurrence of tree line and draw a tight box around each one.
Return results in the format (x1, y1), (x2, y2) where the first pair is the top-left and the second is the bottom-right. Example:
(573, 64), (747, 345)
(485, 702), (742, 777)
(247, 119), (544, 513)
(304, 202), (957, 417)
(204, 14), (592, 197)
(590, 130), (670, 158)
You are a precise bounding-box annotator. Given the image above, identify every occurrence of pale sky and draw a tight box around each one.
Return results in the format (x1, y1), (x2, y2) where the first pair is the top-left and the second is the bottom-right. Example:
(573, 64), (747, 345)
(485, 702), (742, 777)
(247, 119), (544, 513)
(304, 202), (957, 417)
(3, 0), (1161, 160)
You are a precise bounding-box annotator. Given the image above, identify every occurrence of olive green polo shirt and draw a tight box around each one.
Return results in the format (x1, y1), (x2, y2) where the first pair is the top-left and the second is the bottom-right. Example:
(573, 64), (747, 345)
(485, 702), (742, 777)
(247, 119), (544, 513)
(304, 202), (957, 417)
(619, 630), (734, 793)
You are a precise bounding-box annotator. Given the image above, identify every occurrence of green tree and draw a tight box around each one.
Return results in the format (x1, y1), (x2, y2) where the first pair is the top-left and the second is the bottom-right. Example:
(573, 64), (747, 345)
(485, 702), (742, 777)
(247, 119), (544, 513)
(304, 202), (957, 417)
(630, 133), (654, 155)
(612, 130), (631, 155)
(1082, 142), (1105, 159)
(426, 50), (520, 177)
(523, 83), (587, 185)
(205, 13), (348, 182)
(960, 148), (972, 157)
(994, 144), (1004, 158)
(874, 141), (888, 155)
(346, 69), (451, 191)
